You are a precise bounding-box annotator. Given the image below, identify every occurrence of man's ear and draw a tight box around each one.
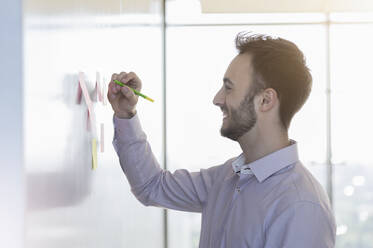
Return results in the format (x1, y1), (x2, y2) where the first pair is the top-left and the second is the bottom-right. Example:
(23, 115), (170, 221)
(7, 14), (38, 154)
(259, 88), (278, 112)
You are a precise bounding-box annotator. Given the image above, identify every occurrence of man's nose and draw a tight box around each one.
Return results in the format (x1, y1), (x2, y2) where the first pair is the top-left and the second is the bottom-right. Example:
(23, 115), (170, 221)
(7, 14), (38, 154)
(213, 88), (224, 107)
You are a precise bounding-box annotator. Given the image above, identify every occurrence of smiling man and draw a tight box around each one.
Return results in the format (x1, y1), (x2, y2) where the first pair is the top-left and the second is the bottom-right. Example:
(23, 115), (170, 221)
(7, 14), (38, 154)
(108, 32), (336, 247)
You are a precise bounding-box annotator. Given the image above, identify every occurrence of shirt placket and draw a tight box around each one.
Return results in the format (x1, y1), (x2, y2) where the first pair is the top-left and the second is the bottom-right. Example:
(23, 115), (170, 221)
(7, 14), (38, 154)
(233, 174), (252, 200)
(217, 174), (253, 247)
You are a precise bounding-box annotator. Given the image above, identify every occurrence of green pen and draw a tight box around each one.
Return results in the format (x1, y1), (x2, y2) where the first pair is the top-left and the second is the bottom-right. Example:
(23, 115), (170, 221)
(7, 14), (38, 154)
(114, 80), (154, 102)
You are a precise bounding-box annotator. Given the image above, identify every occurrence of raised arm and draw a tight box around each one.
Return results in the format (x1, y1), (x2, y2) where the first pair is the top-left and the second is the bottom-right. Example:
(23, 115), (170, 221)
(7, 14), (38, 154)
(108, 71), (218, 212)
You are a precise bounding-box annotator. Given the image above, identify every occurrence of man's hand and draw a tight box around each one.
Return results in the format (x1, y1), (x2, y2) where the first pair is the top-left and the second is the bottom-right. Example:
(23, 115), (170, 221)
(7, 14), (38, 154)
(107, 71), (142, 119)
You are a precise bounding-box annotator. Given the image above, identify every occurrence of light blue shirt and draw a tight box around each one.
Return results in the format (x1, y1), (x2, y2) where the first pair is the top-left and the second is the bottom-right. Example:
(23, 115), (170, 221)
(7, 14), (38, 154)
(112, 114), (336, 248)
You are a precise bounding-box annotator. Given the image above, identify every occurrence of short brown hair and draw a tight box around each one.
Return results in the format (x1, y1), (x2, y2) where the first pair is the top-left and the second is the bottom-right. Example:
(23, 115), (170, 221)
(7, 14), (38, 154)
(235, 32), (312, 130)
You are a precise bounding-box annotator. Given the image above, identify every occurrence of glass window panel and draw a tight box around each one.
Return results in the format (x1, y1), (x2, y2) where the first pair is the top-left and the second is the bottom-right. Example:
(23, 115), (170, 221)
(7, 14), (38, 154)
(167, 24), (326, 247)
(330, 12), (373, 23)
(330, 23), (373, 248)
(24, 20), (164, 248)
(25, 0), (162, 22)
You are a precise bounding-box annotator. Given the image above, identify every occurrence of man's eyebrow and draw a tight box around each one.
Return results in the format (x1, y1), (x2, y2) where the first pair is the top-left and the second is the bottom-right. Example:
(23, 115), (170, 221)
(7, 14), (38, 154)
(223, 78), (234, 86)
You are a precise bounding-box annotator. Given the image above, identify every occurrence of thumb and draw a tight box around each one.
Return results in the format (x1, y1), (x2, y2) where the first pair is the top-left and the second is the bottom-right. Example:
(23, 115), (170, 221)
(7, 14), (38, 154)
(107, 91), (117, 102)
(121, 85), (137, 103)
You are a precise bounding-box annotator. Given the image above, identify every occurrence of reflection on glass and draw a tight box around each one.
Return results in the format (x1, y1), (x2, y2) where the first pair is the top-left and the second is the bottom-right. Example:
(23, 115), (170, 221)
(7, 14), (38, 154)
(331, 23), (373, 248)
(334, 164), (373, 247)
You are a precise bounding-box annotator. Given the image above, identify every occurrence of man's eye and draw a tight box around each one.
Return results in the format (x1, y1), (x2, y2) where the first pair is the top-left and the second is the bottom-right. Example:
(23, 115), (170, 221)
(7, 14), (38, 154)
(224, 85), (232, 90)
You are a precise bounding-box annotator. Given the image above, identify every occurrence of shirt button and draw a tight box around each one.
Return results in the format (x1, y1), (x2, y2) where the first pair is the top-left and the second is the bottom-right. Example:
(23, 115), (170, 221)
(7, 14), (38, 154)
(236, 186), (240, 192)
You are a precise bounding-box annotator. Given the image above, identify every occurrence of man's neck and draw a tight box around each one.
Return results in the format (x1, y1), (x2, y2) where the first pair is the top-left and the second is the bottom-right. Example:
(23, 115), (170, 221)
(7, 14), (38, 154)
(237, 126), (290, 164)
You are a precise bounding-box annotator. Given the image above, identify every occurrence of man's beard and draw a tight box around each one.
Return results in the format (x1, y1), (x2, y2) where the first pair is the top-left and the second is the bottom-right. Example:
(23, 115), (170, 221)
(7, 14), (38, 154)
(220, 93), (257, 141)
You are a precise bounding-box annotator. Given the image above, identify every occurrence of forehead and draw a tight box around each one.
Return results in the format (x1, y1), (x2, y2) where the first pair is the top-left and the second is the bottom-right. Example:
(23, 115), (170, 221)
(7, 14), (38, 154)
(224, 53), (255, 87)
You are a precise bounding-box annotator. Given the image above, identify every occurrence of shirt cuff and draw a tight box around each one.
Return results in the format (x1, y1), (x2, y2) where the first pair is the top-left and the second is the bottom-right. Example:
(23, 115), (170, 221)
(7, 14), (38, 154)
(112, 113), (146, 146)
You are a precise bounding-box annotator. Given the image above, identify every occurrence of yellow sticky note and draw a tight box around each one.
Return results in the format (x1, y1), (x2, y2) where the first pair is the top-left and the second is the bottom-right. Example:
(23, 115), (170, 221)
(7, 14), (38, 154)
(92, 138), (98, 170)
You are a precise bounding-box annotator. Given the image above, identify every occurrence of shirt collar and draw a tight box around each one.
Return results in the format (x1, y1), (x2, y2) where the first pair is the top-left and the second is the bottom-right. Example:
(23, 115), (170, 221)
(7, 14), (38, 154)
(231, 139), (299, 182)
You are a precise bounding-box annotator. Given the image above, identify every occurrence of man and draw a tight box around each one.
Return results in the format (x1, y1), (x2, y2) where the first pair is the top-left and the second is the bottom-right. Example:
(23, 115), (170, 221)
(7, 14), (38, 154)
(108, 32), (336, 247)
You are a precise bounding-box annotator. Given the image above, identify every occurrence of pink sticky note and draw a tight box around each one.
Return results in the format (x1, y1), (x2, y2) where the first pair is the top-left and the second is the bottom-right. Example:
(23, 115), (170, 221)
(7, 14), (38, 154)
(86, 109), (91, 131)
(100, 123), (104, 153)
(96, 72), (103, 102)
(76, 83), (82, 104)
(92, 82), (98, 102)
(79, 72), (97, 137)
(102, 81), (107, 106)
(79, 72), (94, 117)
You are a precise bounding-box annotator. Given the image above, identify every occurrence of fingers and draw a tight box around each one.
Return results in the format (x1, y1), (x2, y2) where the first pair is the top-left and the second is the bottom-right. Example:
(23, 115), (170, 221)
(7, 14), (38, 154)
(118, 71), (127, 81)
(121, 84), (134, 98)
(107, 81), (119, 102)
(111, 73), (119, 85)
(120, 84), (139, 106)
(109, 74), (120, 93)
(109, 71), (141, 105)
(124, 72), (142, 91)
(113, 71), (142, 91)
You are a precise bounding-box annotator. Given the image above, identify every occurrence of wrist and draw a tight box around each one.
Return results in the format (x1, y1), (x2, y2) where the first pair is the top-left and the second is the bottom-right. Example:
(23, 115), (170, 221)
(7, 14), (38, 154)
(115, 109), (137, 119)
